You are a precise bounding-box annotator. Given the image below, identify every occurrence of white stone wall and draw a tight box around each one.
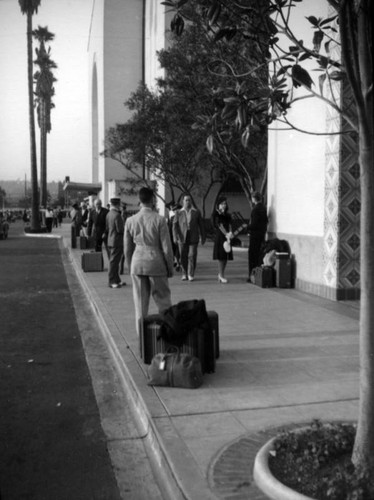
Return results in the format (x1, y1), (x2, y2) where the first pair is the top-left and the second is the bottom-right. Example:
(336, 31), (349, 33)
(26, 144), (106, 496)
(88, 0), (144, 205)
(267, 0), (330, 287)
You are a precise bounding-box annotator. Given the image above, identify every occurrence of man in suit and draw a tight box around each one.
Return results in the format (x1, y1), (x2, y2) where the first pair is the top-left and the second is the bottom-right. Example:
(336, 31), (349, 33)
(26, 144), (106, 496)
(87, 198), (109, 256)
(106, 197), (125, 289)
(172, 194), (206, 281)
(124, 187), (173, 337)
(246, 191), (268, 282)
(80, 202), (89, 237)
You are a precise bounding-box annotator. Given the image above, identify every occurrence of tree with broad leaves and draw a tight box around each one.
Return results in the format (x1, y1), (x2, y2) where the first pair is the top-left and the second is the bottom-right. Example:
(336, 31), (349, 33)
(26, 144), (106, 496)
(18, 0), (41, 231)
(33, 25), (57, 209)
(103, 83), (220, 217)
(166, 0), (373, 482)
(156, 4), (268, 201)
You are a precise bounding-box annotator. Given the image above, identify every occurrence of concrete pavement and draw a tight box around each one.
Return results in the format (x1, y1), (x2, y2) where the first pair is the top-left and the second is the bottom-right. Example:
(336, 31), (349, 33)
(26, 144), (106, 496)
(47, 222), (361, 498)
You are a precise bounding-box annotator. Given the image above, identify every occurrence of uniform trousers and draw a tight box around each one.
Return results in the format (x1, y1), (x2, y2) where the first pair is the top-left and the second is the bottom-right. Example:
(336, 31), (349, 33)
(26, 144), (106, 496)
(108, 245), (123, 285)
(131, 274), (172, 337)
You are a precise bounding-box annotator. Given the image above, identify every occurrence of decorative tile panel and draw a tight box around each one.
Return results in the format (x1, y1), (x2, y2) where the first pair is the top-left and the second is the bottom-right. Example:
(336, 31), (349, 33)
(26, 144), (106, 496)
(323, 17), (360, 296)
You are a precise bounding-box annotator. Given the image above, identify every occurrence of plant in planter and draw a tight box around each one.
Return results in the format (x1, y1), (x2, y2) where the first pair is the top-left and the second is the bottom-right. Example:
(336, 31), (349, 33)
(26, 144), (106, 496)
(266, 420), (374, 500)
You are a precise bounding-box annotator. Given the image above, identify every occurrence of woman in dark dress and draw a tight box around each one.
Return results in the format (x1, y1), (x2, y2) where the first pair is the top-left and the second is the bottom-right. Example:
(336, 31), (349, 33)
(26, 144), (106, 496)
(211, 197), (233, 283)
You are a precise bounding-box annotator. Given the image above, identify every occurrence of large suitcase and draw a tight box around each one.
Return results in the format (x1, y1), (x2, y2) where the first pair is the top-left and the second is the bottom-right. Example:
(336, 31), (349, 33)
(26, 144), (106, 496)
(141, 310), (219, 373)
(81, 251), (104, 272)
(275, 253), (292, 288)
(254, 266), (275, 288)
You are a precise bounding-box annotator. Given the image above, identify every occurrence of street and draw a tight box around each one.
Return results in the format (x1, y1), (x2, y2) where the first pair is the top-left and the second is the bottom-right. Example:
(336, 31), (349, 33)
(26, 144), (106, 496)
(0, 221), (163, 500)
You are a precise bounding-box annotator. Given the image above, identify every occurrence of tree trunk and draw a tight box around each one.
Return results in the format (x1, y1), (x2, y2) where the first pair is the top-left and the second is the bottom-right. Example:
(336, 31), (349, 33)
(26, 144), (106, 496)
(26, 12), (40, 231)
(40, 99), (47, 208)
(352, 130), (374, 476)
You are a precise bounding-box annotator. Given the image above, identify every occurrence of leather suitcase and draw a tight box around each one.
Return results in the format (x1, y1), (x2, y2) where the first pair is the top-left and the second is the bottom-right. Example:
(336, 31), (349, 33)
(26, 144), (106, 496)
(79, 236), (88, 249)
(207, 310), (219, 359)
(254, 266), (275, 288)
(79, 236), (95, 250)
(71, 225), (77, 249)
(81, 251), (104, 272)
(141, 311), (218, 373)
(275, 253), (292, 288)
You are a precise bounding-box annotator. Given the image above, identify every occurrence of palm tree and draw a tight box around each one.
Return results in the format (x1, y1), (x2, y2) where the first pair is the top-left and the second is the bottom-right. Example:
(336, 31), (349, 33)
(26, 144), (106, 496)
(18, 0), (41, 231)
(33, 26), (57, 208)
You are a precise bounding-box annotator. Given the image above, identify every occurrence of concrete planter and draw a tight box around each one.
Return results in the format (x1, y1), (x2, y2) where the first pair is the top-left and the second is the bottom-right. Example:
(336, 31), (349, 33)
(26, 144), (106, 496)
(253, 436), (316, 500)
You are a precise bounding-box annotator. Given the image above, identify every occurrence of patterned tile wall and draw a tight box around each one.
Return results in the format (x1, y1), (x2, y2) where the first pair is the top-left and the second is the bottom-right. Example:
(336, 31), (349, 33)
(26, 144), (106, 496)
(323, 21), (360, 299)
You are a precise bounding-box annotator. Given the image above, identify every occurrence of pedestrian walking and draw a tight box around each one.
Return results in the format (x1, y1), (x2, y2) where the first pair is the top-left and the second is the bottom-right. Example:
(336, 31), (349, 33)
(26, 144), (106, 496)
(124, 187), (173, 337)
(246, 191), (268, 282)
(167, 202), (182, 271)
(211, 197), (233, 284)
(172, 194), (206, 281)
(45, 206), (54, 233)
(106, 198), (125, 289)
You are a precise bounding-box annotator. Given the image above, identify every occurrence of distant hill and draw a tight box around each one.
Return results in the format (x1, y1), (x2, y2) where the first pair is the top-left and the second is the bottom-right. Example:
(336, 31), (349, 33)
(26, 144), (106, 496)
(0, 179), (64, 207)
(0, 179), (60, 198)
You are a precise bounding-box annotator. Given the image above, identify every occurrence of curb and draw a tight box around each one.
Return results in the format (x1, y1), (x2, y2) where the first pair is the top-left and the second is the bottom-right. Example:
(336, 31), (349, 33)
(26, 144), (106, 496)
(253, 438), (316, 500)
(62, 238), (217, 500)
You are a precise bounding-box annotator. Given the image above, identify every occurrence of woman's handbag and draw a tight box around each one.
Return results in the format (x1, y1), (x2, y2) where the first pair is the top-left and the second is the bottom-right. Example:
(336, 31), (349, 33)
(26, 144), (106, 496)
(147, 348), (203, 389)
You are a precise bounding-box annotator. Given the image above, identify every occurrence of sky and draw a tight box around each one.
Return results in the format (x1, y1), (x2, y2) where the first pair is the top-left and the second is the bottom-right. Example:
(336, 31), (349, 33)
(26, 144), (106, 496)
(0, 0), (93, 183)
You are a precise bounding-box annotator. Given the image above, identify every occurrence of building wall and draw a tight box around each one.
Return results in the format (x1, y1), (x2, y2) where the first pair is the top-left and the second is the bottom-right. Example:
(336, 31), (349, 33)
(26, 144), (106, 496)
(267, 0), (332, 297)
(267, 0), (360, 300)
(88, 0), (144, 205)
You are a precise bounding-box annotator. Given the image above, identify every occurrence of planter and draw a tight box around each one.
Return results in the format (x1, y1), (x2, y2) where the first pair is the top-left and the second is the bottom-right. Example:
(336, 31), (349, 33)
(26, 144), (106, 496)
(253, 436), (317, 500)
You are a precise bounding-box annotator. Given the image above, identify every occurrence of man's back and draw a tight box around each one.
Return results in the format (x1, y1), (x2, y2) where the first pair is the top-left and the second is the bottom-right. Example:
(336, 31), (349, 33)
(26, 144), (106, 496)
(124, 207), (173, 277)
(106, 209), (124, 247)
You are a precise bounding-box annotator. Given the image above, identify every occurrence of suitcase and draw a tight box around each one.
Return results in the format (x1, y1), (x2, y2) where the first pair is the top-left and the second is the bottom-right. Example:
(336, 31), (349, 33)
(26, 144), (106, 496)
(71, 225), (77, 249)
(207, 310), (220, 359)
(141, 311), (219, 373)
(79, 236), (88, 249)
(254, 266), (274, 288)
(81, 251), (104, 272)
(275, 253), (292, 288)
(79, 236), (95, 250)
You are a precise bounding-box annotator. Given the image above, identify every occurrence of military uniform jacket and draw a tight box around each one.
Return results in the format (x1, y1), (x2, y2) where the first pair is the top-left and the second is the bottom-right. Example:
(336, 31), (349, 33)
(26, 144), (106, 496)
(106, 208), (124, 247)
(124, 207), (174, 277)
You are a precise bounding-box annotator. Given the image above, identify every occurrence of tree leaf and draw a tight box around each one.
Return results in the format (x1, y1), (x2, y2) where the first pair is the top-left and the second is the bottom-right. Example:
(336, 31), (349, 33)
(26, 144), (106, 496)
(206, 134), (214, 154)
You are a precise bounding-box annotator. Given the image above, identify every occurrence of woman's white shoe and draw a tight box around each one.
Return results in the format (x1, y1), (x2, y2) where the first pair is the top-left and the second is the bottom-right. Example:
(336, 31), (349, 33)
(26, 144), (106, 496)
(218, 275), (228, 284)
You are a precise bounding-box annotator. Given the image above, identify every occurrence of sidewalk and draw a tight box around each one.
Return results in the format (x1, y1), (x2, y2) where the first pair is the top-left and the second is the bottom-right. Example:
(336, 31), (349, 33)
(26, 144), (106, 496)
(60, 222), (360, 499)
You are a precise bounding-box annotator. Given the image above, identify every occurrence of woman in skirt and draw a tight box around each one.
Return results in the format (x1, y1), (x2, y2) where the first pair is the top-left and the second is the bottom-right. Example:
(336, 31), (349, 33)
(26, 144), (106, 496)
(211, 197), (233, 283)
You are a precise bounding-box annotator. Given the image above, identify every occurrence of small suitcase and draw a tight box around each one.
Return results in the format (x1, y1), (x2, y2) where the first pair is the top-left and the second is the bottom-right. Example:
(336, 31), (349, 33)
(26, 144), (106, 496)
(207, 310), (219, 360)
(79, 236), (95, 250)
(71, 225), (77, 249)
(141, 311), (219, 373)
(81, 251), (104, 272)
(79, 236), (88, 249)
(275, 253), (292, 288)
(254, 266), (274, 288)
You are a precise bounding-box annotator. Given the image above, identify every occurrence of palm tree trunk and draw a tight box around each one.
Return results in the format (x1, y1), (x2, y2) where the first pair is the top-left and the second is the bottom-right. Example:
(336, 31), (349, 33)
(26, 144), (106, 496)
(40, 99), (47, 208)
(26, 11), (40, 231)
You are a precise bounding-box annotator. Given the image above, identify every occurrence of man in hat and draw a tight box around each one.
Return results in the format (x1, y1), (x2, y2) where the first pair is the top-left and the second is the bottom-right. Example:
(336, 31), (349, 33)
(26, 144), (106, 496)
(106, 197), (125, 289)
(124, 187), (173, 337)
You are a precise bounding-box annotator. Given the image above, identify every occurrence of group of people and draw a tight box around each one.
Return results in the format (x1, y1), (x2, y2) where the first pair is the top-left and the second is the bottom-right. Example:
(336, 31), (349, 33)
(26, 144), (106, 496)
(22, 207), (64, 232)
(72, 187), (268, 337)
